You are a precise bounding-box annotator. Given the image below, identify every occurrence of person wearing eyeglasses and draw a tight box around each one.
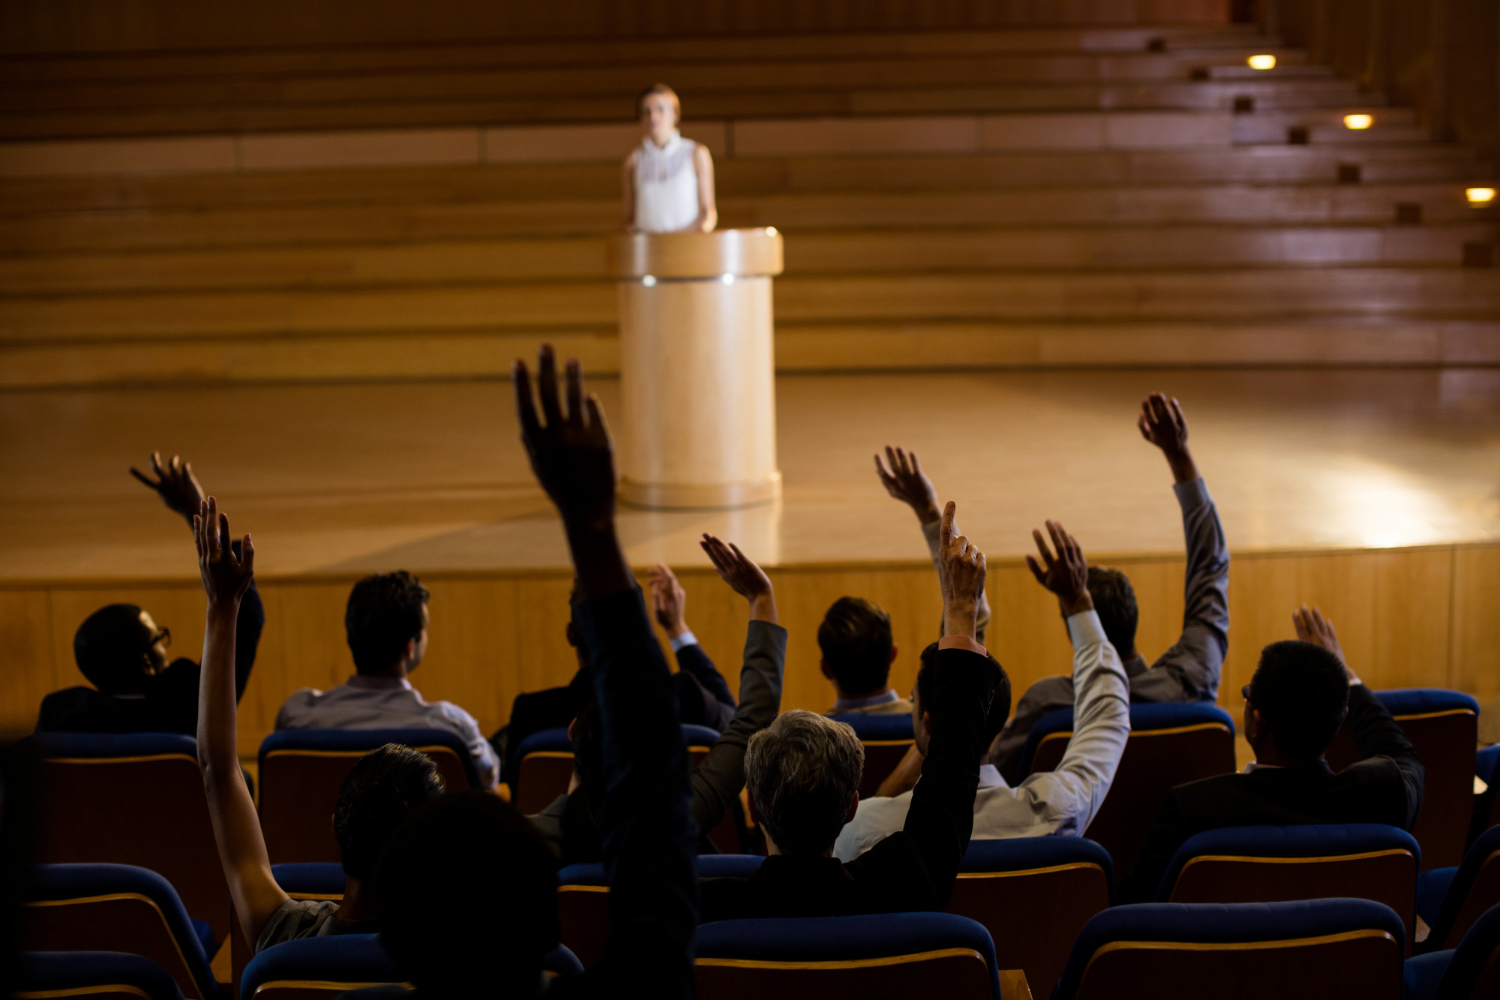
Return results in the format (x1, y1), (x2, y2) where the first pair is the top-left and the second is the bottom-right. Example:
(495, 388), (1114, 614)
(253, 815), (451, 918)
(35, 453), (265, 735)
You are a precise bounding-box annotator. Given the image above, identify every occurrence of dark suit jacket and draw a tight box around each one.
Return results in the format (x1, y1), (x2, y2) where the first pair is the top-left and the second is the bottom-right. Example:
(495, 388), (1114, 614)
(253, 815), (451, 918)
(1121, 683), (1426, 902)
(35, 580), (264, 736)
(699, 644), (1002, 922)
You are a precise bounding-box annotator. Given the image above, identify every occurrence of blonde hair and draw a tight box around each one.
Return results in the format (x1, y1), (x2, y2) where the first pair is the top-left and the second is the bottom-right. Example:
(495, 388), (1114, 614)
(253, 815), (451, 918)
(636, 83), (681, 121)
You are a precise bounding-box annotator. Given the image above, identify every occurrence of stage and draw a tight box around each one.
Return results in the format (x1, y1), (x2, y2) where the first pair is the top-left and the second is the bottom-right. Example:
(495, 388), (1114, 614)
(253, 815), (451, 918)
(2, 366), (1498, 751)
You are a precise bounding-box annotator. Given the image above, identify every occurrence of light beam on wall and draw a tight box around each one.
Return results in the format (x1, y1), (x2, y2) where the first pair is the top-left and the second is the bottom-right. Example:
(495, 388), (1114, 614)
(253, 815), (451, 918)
(1343, 114), (1374, 130)
(1467, 187), (1497, 206)
(1247, 54), (1277, 70)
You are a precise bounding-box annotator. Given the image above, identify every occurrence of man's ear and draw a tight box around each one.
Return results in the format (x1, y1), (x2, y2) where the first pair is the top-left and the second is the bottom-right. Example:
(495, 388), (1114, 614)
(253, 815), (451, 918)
(565, 620), (579, 649)
(845, 793), (861, 823)
(819, 658), (835, 681)
(921, 710), (934, 742)
(889, 643), (899, 665)
(567, 717), (577, 743)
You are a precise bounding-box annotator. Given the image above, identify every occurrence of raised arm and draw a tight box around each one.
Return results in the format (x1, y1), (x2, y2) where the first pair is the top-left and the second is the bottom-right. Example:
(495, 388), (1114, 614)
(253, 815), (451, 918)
(887, 502), (999, 906)
(192, 498), (289, 948)
(685, 535), (786, 833)
(1138, 394), (1228, 699)
(693, 144), (717, 233)
(134, 453), (263, 697)
(1016, 522), (1130, 833)
(1294, 605), (1424, 827)
(515, 346), (695, 995)
(876, 446), (991, 644)
(649, 563), (735, 712)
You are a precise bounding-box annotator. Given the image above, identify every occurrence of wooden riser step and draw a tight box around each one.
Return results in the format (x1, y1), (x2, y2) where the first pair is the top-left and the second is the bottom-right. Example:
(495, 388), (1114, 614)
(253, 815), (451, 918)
(4, 225), (1493, 295)
(3, 268), (1495, 344)
(3, 317), (1496, 390)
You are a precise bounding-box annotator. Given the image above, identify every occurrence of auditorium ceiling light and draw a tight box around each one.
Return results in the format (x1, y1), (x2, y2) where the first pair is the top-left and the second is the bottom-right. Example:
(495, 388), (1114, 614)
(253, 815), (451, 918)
(1247, 54), (1276, 70)
(1343, 114), (1374, 130)
(642, 275), (657, 286)
(721, 274), (735, 284)
(1467, 187), (1497, 206)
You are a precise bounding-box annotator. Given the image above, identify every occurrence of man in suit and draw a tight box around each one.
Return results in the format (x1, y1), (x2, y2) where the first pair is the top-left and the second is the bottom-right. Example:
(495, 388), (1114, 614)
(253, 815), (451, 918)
(698, 501), (1005, 922)
(1121, 605), (1426, 902)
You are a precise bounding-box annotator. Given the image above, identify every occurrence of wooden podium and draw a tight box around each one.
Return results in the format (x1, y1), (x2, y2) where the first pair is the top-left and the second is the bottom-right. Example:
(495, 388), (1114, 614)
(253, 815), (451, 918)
(608, 228), (784, 509)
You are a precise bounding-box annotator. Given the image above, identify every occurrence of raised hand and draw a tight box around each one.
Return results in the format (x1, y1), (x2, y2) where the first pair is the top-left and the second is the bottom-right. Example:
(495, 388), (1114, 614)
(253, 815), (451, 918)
(1293, 604), (1358, 682)
(1137, 392), (1199, 484)
(937, 502), (986, 638)
(649, 564), (690, 637)
(875, 446), (941, 524)
(1026, 520), (1093, 618)
(193, 497), (254, 608)
(514, 346), (616, 530)
(131, 452), (206, 525)
(700, 534), (777, 624)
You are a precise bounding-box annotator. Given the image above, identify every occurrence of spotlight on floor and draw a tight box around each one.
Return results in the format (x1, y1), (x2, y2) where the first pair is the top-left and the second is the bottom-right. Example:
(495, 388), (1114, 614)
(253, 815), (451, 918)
(1467, 187), (1497, 206)
(1343, 114), (1374, 130)
(1247, 54), (1277, 70)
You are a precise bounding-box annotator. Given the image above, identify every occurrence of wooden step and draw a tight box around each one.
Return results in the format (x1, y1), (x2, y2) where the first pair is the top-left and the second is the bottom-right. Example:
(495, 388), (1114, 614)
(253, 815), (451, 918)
(4, 184), (1488, 254)
(0, 76), (1381, 143)
(3, 315), (1496, 391)
(5, 224), (1493, 296)
(0, 25), (1265, 87)
(4, 267), (1493, 345)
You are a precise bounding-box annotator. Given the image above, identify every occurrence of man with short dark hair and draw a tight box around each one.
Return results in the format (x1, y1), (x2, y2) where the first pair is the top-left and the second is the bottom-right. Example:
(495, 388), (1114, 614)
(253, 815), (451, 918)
(1120, 605), (1426, 902)
(819, 596), (911, 715)
(276, 570), (498, 788)
(989, 393), (1231, 781)
(834, 522), (1129, 859)
(37, 453), (264, 735)
(699, 500), (1003, 922)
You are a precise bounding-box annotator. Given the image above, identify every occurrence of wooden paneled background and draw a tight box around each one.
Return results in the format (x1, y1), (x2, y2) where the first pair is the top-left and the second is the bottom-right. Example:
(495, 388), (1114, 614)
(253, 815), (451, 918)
(4, 541), (1495, 758)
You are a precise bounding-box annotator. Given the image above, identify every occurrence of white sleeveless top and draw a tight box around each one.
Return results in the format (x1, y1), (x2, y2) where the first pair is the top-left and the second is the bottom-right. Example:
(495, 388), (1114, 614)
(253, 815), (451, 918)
(633, 130), (700, 233)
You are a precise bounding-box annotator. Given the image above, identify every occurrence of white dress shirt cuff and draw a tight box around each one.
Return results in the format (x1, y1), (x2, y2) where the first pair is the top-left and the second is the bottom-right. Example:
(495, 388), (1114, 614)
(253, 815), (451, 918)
(669, 631), (699, 652)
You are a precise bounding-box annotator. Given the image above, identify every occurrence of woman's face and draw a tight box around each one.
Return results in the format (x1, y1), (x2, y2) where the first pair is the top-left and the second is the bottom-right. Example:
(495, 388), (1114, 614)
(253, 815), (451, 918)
(639, 94), (678, 142)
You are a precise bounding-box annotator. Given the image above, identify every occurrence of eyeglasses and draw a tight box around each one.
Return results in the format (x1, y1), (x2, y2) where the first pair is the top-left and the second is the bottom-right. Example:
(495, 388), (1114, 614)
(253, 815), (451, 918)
(151, 626), (171, 649)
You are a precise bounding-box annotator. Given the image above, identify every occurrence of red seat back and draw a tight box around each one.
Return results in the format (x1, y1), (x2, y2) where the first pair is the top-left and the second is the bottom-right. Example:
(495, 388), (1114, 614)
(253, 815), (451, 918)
(857, 739), (915, 800)
(26, 894), (210, 1000)
(1443, 845), (1500, 949)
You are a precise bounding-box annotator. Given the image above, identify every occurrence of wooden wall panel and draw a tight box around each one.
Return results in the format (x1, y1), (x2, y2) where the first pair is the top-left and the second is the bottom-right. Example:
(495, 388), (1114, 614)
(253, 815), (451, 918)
(2, 542), (1495, 755)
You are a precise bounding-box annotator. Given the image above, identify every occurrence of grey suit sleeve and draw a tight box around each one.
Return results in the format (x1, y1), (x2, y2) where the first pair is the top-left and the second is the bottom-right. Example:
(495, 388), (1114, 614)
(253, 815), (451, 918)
(687, 619), (786, 833)
(922, 519), (992, 645)
(1141, 478), (1229, 702)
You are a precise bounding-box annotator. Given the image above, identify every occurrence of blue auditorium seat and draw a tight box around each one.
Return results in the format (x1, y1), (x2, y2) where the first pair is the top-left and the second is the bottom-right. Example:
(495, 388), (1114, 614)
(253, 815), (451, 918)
(828, 712), (916, 799)
(948, 837), (1113, 997)
(1157, 823), (1420, 947)
(695, 912), (1001, 1000)
(15, 951), (186, 1000)
(1324, 689), (1480, 871)
(258, 727), (481, 864)
(511, 723), (720, 815)
(24, 864), (217, 1000)
(241, 934), (399, 1000)
(1055, 899), (1406, 1000)
(557, 854), (765, 967)
(25, 732), (230, 943)
(1403, 903), (1500, 1000)
(1020, 702), (1237, 884)
(230, 863), (351, 999)
(1418, 825), (1500, 952)
(1474, 745), (1500, 838)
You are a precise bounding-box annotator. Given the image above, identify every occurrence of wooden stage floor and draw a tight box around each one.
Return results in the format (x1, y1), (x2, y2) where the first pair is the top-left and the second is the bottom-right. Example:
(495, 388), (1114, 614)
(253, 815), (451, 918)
(2, 367), (1498, 747)
(2, 367), (1498, 583)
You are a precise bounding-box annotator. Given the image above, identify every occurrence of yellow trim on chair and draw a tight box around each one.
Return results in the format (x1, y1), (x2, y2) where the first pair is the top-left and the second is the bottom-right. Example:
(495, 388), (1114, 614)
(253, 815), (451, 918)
(17, 987), (154, 999)
(519, 751), (575, 762)
(1173, 846), (1415, 889)
(1079, 928), (1397, 985)
(861, 739), (916, 748)
(25, 893), (201, 998)
(252, 981), (403, 997)
(1392, 709), (1475, 722)
(697, 946), (986, 972)
(265, 745), (458, 762)
(957, 861), (1108, 881)
(557, 883), (610, 894)
(43, 754), (197, 766)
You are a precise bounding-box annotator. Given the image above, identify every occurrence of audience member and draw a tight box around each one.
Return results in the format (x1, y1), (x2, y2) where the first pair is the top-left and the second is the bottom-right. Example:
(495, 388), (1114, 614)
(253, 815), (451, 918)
(1120, 605), (1426, 902)
(819, 597), (911, 716)
(699, 501), (1002, 921)
(529, 534), (784, 862)
(37, 454), (264, 735)
(991, 394), (1230, 782)
(834, 521), (1129, 860)
(875, 445), (993, 644)
(191, 498), (445, 950)
(275, 571), (499, 788)
(371, 346), (697, 997)
(496, 566), (739, 789)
